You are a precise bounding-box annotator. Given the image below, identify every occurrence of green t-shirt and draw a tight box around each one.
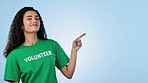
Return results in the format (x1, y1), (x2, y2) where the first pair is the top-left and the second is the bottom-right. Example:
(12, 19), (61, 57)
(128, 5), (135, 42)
(4, 39), (70, 83)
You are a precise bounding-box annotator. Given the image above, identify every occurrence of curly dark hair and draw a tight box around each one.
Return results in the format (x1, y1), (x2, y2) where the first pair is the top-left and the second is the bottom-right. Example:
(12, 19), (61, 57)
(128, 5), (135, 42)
(4, 7), (47, 57)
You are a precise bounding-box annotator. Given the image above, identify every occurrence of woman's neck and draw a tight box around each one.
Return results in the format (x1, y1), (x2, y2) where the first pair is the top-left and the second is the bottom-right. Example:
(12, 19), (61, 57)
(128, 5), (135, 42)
(23, 33), (38, 46)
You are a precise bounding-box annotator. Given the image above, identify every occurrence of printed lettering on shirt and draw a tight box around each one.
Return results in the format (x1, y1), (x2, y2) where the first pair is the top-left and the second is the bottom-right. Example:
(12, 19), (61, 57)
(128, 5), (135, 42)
(24, 50), (52, 62)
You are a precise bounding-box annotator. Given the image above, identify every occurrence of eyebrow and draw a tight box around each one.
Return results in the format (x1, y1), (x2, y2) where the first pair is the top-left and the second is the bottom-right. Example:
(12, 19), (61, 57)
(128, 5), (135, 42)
(25, 15), (39, 18)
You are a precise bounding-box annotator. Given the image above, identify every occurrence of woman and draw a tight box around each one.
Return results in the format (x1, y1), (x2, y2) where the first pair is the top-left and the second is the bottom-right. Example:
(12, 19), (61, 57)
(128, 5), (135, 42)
(4, 7), (86, 83)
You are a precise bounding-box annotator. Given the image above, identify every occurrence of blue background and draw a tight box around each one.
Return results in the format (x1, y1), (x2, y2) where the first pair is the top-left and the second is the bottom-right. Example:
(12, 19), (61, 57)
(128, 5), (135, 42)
(0, 0), (148, 83)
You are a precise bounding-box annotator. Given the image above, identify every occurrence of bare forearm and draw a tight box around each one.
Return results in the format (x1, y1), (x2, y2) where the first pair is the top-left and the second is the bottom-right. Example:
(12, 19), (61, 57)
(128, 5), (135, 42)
(61, 33), (86, 79)
(67, 49), (77, 77)
(61, 48), (78, 79)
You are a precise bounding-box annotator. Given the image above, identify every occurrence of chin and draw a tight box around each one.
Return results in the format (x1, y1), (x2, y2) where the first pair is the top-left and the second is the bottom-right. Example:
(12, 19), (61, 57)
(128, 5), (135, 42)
(26, 29), (39, 33)
(31, 27), (40, 31)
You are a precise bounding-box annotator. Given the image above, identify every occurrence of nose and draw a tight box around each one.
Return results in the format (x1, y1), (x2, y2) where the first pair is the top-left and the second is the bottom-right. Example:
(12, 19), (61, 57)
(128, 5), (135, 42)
(32, 18), (38, 23)
(32, 17), (39, 23)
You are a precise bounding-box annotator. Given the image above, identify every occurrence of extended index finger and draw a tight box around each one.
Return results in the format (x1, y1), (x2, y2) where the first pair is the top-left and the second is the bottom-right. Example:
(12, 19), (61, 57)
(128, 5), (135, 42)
(76, 33), (86, 39)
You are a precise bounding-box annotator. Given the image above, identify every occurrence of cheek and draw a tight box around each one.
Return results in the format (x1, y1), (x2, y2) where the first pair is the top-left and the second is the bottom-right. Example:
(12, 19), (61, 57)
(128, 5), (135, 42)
(22, 23), (29, 30)
(22, 22), (31, 32)
(38, 21), (41, 26)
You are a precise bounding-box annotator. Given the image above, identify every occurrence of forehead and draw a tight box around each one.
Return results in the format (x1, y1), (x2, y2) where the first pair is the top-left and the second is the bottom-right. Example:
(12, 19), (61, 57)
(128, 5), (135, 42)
(23, 10), (39, 17)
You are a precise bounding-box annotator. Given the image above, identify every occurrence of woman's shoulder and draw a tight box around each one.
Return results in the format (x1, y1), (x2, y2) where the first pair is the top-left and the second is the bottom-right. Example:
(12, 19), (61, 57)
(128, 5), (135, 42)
(7, 48), (20, 59)
(40, 39), (58, 44)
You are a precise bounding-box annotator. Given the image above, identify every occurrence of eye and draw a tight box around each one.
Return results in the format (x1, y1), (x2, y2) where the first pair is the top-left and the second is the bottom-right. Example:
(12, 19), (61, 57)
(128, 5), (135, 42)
(26, 18), (32, 20)
(35, 17), (39, 20)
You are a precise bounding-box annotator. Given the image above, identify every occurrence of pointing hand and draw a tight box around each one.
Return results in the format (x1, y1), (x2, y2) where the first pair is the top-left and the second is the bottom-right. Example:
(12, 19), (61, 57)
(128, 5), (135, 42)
(72, 33), (86, 51)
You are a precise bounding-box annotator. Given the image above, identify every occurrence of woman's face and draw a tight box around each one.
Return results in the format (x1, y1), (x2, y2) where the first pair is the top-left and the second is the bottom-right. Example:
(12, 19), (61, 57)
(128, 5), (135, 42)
(22, 10), (40, 33)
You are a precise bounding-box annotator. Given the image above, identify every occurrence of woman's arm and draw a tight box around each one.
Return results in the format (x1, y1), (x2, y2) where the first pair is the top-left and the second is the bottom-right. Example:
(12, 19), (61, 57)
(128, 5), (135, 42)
(61, 33), (86, 79)
(61, 49), (77, 79)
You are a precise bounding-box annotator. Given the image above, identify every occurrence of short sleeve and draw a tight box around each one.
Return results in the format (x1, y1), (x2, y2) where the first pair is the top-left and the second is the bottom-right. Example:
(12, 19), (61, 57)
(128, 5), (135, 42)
(54, 41), (70, 70)
(4, 54), (20, 82)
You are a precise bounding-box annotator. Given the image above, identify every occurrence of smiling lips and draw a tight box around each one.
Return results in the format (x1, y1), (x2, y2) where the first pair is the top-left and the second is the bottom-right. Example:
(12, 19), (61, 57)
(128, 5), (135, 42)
(31, 24), (38, 26)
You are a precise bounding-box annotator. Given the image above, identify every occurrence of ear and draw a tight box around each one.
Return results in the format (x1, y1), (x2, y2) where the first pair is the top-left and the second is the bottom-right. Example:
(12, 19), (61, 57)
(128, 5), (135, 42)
(21, 22), (24, 29)
(22, 25), (24, 30)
